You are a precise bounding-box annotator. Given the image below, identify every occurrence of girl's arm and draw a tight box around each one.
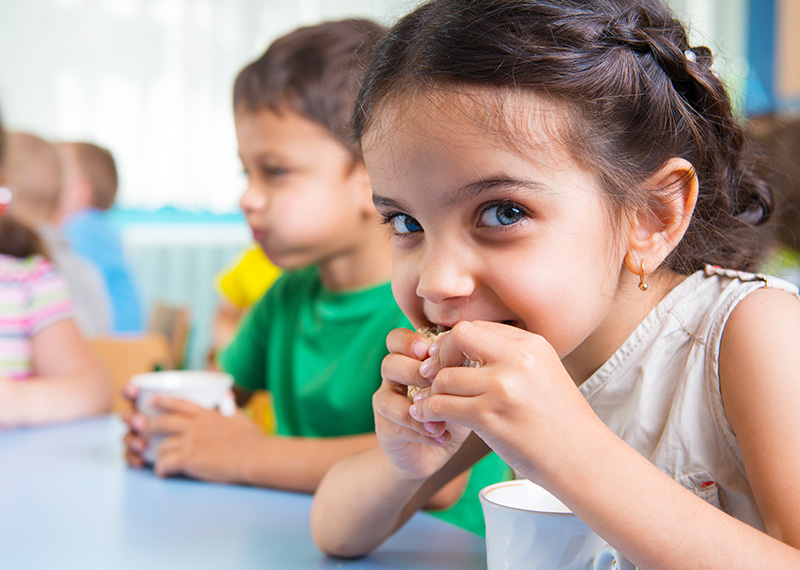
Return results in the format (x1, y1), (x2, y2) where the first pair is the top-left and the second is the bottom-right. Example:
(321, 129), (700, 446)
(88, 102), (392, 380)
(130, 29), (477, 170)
(311, 432), (487, 558)
(412, 308), (800, 569)
(0, 318), (111, 427)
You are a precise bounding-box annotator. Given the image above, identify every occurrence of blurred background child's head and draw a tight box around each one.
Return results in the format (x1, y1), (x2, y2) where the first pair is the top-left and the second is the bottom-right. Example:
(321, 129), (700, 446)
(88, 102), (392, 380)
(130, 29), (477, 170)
(5, 132), (62, 227)
(55, 142), (119, 222)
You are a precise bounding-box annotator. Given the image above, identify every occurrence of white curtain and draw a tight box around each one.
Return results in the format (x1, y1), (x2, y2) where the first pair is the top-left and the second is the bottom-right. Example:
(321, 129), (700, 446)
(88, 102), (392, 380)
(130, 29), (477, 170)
(0, 0), (422, 212)
(0, 0), (747, 212)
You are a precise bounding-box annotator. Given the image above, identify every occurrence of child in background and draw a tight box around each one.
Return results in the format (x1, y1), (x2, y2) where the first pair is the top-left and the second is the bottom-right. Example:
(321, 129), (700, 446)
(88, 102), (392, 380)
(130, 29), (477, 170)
(5, 131), (111, 337)
(55, 141), (143, 333)
(751, 115), (800, 286)
(0, 115), (110, 427)
(311, 1), (800, 566)
(124, 20), (510, 531)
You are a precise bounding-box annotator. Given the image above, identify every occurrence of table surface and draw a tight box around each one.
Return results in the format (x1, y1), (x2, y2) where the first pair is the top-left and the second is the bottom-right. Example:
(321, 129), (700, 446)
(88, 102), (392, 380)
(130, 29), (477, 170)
(0, 415), (487, 570)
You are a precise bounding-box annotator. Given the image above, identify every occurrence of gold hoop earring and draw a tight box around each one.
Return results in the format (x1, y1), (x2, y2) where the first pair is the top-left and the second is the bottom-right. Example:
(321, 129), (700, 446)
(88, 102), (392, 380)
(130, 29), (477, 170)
(638, 260), (648, 291)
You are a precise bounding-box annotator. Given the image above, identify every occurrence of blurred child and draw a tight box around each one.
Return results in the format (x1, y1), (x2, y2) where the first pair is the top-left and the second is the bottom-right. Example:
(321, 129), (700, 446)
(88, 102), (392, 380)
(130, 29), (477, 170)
(123, 19), (510, 533)
(55, 141), (143, 333)
(311, 1), (800, 566)
(5, 131), (111, 337)
(0, 115), (111, 427)
(751, 115), (800, 285)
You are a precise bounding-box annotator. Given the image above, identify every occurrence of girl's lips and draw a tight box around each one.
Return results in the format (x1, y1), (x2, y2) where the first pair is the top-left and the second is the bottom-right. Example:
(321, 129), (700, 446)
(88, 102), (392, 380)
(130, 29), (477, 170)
(427, 319), (522, 330)
(251, 228), (265, 242)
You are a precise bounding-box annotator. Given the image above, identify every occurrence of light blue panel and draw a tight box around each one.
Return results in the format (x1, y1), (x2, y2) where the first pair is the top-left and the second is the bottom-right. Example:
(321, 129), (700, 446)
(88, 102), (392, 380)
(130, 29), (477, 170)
(122, 222), (251, 370)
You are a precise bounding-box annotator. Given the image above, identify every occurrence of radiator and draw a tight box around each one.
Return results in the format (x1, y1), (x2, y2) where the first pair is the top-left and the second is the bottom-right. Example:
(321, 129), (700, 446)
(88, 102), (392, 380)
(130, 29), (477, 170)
(121, 223), (250, 369)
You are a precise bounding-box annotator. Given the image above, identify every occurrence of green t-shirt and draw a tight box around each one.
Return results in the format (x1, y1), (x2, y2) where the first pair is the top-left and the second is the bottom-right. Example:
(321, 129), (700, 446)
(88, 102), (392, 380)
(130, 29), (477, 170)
(220, 265), (409, 437)
(220, 265), (511, 534)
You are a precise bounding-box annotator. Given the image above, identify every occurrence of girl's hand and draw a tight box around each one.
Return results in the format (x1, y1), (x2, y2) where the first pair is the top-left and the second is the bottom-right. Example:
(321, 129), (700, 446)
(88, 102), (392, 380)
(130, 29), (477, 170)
(373, 328), (472, 481)
(410, 320), (600, 485)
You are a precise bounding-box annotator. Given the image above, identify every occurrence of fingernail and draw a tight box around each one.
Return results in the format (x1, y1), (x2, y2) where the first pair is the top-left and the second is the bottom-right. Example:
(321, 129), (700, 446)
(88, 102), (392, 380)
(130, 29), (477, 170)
(423, 421), (438, 435)
(132, 415), (146, 431)
(428, 342), (439, 356)
(409, 404), (419, 419)
(419, 358), (434, 378)
(413, 390), (426, 403)
(435, 432), (450, 445)
(412, 341), (428, 359)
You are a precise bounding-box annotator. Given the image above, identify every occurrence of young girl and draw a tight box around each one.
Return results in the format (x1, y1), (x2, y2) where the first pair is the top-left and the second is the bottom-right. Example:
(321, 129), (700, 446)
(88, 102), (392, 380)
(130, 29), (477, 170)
(0, 115), (110, 427)
(311, 0), (800, 566)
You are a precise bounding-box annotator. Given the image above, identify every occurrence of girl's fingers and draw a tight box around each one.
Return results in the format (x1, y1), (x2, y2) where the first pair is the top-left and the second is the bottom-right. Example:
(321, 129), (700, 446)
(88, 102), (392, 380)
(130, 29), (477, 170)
(381, 351), (431, 394)
(386, 326), (434, 360)
(437, 320), (528, 365)
(421, 320), (536, 379)
(373, 383), (451, 446)
(410, 391), (478, 429)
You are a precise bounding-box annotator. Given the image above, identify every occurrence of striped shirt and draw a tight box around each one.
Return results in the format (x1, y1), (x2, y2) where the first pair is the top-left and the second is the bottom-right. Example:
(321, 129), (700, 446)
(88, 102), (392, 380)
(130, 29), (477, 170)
(0, 254), (74, 379)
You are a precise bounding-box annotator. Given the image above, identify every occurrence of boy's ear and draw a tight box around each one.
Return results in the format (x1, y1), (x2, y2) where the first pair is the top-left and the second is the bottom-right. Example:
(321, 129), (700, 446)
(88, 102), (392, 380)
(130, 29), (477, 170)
(349, 159), (377, 215)
(625, 157), (698, 275)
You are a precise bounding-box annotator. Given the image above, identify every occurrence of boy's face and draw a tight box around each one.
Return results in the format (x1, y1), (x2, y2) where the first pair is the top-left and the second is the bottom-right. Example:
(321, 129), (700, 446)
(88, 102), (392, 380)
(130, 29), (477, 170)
(235, 107), (372, 270)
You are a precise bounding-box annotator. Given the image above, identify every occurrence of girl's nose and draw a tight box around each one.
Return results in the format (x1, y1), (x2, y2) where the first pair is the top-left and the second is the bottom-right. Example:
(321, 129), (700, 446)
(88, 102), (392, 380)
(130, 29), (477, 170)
(239, 181), (269, 214)
(415, 243), (476, 304)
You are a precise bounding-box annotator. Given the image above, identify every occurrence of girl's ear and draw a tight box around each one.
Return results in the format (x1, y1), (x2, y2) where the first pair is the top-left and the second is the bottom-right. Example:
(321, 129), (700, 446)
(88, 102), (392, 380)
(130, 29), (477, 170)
(625, 157), (699, 275)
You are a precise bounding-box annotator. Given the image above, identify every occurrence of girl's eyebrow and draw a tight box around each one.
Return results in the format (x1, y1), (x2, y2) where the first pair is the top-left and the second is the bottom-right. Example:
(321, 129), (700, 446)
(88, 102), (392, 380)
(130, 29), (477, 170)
(449, 176), (548, 206)
(372, 195), (405, 210)
(372, 176), (547, 211)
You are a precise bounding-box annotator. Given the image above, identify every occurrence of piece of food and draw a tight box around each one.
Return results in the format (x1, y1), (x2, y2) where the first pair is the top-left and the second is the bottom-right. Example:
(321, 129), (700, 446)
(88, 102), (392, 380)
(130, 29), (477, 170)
(407, 326), (480, 401)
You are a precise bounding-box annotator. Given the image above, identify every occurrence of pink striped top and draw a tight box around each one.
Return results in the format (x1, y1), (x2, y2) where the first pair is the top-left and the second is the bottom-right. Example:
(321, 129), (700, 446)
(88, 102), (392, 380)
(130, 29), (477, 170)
(0, 254), (74, 379)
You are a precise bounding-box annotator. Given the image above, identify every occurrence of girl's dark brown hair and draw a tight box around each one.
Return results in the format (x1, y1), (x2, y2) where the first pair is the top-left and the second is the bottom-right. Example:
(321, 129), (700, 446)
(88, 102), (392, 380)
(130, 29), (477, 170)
(0, 110), (47, 259)
(233, 18), (385, 163)
(354, 0), (774, 273)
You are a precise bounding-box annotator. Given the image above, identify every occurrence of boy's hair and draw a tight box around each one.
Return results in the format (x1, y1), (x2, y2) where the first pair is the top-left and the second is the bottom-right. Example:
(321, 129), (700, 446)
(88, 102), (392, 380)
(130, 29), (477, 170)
(0, 115), (47, 258)
(233, 18), (384, 162)
(5, 132), (62, 221)
(354, 0), (773, 273)
(63, 142), (119, 211)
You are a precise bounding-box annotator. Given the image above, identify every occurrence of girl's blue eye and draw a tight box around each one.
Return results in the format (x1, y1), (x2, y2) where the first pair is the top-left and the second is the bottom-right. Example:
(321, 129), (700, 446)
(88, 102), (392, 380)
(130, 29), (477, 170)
(480, 203), (526, 226)
(391, 214), (423, 234)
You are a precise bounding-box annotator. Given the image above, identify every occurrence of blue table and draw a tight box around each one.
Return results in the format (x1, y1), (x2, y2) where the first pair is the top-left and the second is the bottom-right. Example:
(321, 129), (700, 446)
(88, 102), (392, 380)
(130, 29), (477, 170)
(0, 416), (487, 569)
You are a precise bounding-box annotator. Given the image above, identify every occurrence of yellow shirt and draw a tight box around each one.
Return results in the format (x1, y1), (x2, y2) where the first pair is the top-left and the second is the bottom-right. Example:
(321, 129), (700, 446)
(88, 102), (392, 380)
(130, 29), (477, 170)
(215, 244), (281, 308)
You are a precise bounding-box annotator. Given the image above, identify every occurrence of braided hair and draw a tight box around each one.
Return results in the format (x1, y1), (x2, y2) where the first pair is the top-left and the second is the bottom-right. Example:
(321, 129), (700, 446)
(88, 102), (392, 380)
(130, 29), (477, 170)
(353, 0), (773, 273)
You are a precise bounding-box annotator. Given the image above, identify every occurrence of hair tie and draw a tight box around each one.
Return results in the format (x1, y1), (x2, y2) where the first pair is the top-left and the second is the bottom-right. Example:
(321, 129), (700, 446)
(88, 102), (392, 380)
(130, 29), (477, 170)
(684, 49), (696, 63)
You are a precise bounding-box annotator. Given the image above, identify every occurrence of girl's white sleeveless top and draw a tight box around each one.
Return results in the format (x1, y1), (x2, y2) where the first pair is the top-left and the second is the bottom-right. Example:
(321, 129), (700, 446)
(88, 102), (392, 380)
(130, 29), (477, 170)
(578, 266), (799, 531)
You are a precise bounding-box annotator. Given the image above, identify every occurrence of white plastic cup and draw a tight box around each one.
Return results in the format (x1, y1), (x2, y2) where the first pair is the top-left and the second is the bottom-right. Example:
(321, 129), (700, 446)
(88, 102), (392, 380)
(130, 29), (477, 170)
(131, 370), (236, 464)
(480, 479), (635, 570)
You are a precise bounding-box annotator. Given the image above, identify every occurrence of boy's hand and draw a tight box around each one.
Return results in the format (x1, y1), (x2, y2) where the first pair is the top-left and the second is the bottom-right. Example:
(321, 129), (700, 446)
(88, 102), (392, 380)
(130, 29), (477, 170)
(408, 320), (601, 485)
(372, 328), (472, 481)
(142, 396), (263, 483)
(122, 382), (147, 467)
